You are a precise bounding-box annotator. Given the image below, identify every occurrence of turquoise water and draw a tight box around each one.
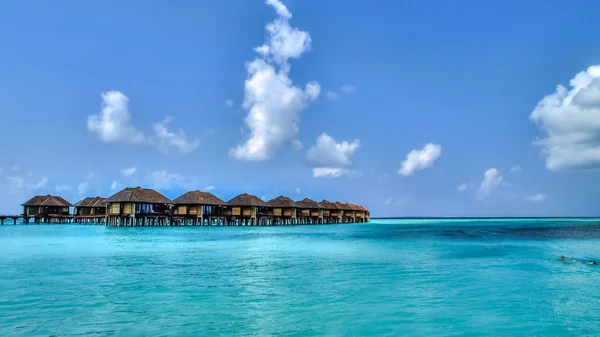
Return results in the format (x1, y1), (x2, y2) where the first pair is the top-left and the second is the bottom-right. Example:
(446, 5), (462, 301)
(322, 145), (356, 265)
(1, 218), (600, 336)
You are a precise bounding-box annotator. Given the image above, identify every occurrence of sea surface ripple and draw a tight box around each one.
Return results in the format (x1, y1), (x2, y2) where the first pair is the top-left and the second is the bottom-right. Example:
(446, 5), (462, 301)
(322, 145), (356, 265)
(1, 218), (600, 336)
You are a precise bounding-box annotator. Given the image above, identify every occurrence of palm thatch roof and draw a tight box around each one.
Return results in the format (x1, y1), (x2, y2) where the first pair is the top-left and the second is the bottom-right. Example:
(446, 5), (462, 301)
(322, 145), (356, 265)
(106, 186), (171, 204)
(22, 195), (72, 207)
(296, 197), (321, 209)
(74, 196), (107, 208)
(172, 190), (226, 206)
(227, 193), (268, 207)
(267, 196), (298, 208)
(319, 200), (336, 209)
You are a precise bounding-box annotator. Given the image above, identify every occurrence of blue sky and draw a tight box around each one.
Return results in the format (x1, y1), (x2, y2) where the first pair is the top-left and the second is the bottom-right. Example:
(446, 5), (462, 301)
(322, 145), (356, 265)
(2, 0), (600, 217)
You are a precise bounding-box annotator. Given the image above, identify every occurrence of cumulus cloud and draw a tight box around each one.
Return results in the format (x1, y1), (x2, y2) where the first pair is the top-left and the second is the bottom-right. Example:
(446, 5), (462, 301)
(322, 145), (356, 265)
(509, 165), (521, 174)
(530, 65), (600, 171)
(230, 0), (320, 161)
(153, 117), (199, 155)
(121, 166), (137, 177)
(148, 170), (194, 190)
(307, 133), (360, 167)
(398, 143), (442, 177)
(87, 91), (146, 144)
(78, 181), (88, 195)
(477, 168), (502, 200)
(527, 193), (547, 202)
(307, 133), (360, 179)
(225, 99), (234, 107)
(457, 183), (468, 192)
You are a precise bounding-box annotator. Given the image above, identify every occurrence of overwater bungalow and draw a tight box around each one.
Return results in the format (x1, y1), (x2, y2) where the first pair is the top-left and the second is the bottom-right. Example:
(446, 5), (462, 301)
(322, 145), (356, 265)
(334, 201), (346, 223)
(171, 190), (227, 226)
(105, 187), (171, 226)
(319, 200), (337, 224)
(22, 194), (72, 224)
(343, 203), (356, 223)
(296, 198), (323, 224)
(73, 196), (107, 224)
(225, 193), (269, 226)
(267, 196), (298, 225)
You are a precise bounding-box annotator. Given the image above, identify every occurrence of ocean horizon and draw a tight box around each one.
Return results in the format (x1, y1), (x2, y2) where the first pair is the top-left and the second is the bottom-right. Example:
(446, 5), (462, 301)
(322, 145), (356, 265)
(2, 218), (600, 335)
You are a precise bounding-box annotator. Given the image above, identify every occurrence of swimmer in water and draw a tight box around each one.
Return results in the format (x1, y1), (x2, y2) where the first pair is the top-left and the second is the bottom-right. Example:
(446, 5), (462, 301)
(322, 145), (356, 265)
(588, 261), (597, 265)
(558, 254), (565, 261)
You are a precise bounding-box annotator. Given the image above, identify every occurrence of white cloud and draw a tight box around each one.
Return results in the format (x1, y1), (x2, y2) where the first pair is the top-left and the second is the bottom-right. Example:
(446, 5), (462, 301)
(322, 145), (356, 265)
(383, 197), (393, 206)
(509, 165), (521, 174)
(477, 168), (502, 200)
(121, 166), (137, 177)
(295, 187), (301, 193)
(340, 85), (357, 94)
(307, 133), (360, 179)
(312, 167), (360, 178)
(530, 65), (600, 171)
(78, 181), (88, 195)
(457, 183), (468, 192)
(153, 117), (199, 155)
(398, 143), (442, 177)
(6, 168), (47, 191)
(225, 99), (234, 107)
(527, 193), (547, 202)
(230, 0), (320, 161)
(148, 170), (194, 190)
(326, 91), (339, 100)
(55, 185), (71, 192)
(204, 185), (215, 191)
(110, 181), (120, 191)
(307, 133), (360, 167)
(87, 91), (146, 144)
(32, 177), (48, 190)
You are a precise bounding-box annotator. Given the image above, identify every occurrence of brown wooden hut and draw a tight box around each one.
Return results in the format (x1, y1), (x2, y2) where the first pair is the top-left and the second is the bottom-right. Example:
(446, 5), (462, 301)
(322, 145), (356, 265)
(73, 196), (107, 224)
(105, 186), (171, 226)
(319, 200), (338, 224)
(342, 202), (357, 223)
(22, 195), (72, 224)
(225, 193), (269, 226)
(295, 198), (323, 224)
(267, 196), (298, 225)
(171, 190), (227, 226)
(334, 201), (346, 223)
(358, 205), (370, 222)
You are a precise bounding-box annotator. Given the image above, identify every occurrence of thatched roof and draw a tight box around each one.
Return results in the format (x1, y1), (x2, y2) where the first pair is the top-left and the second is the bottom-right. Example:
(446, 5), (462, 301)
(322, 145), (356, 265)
(345, 203), (359, 210)
(106, 186), (171, 204)
(227, 193), (268, 207)
(74, 197), (107, 208)
(172, 190), (226, 206)
(296, 197), (321, 209)
(267, 196), (298, 208)
(319, 200), (336, 210)
(22, 195), (72, 207)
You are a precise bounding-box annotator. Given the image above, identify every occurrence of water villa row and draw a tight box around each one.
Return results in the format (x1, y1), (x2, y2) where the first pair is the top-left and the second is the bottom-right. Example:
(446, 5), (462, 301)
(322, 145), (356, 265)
(13, 187), (370, 226)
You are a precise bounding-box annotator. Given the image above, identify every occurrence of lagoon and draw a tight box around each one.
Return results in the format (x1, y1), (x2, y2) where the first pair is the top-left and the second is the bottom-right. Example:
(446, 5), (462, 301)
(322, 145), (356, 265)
(1, 218), (600, 336)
